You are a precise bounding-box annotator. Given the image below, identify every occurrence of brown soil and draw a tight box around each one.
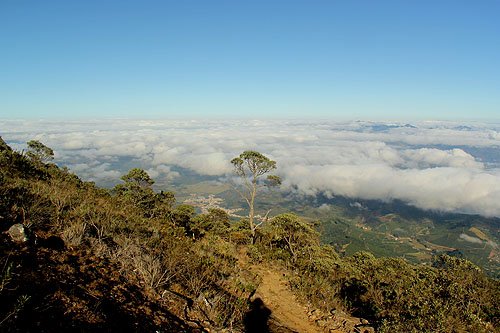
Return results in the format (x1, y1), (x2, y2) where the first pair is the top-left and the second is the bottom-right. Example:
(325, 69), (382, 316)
(251, 264), (319, 333)
(0, 232), (193, 332)
(238, 246), (319, 332)
(239, 247), (371, 333)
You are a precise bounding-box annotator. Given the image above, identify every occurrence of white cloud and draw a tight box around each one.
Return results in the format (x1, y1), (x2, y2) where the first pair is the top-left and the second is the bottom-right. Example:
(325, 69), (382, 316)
(67, 162), (122, 183)
(146, 165), (180, 181)
(350, 202), (367, 210)
(400, 148), (484, 169)
(2, 119), (500, 217)
(318, 204), (332, 211)
(459, 233), (484, 244)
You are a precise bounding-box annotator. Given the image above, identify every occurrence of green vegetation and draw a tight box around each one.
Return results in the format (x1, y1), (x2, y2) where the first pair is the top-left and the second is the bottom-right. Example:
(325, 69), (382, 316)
(26, 139), (54, 165)
(253, 215), (500, 332)
(0, 138), (499, 332)
(0, 138), (253, 331)
(314, 205), (500, 277)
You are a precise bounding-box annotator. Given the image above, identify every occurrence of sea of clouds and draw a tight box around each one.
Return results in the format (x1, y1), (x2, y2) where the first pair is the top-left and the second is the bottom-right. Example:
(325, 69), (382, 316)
(2, 119), (500, 217)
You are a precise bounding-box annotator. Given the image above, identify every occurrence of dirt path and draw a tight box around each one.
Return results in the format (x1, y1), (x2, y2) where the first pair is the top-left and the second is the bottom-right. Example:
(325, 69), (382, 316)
(237, 247), (319, 333)
(238, 248), (370, 333)
(250, 264), (320, 333)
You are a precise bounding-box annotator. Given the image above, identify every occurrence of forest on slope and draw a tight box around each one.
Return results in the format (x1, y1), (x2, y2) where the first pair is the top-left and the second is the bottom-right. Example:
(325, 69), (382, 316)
(1, 137), (499, 333)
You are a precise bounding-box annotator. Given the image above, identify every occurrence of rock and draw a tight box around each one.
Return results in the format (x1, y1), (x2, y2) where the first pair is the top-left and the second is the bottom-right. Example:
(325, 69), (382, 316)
(355, 323), (375, 333)
(8, 224), (28, 243)
(316, 319), (328, 327)
(309, 309), (323, 321)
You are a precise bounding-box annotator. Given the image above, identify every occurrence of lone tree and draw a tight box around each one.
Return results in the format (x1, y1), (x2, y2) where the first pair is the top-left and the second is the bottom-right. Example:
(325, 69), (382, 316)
(231, 151), (281, 243)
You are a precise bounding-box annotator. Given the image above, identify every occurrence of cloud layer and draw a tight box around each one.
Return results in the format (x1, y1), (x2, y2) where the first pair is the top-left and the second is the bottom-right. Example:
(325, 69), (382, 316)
(2, 119), (500, 217)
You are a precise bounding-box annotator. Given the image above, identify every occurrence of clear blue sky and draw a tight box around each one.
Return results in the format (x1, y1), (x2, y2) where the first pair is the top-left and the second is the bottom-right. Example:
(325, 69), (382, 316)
(1, 0), (499, 120)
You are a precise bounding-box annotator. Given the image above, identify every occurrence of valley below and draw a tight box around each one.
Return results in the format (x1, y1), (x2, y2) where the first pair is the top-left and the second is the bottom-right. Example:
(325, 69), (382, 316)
(172, 178), (500, 278)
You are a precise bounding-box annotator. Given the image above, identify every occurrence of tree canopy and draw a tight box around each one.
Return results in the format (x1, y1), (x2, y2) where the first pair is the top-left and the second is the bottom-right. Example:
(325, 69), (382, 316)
(26, 140), (54, 164)
(120, 168), (154, 187)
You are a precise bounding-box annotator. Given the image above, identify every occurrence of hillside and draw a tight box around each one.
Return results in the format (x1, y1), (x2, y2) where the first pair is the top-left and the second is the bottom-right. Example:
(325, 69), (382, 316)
(175, 182), (500, 278)
(1, 138), (499, 332)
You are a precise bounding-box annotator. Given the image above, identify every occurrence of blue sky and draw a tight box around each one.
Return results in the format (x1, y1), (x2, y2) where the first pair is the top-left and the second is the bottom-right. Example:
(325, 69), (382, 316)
(1, 0), (499, 120)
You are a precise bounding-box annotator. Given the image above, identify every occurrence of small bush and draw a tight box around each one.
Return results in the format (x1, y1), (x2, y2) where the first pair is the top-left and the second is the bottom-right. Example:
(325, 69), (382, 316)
(246, 245), (263, 263)
(61, 222), (87, 248)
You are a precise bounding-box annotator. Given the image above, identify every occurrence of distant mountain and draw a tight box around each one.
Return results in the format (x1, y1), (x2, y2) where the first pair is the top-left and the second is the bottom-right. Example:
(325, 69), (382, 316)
(356, 122), (418, 132)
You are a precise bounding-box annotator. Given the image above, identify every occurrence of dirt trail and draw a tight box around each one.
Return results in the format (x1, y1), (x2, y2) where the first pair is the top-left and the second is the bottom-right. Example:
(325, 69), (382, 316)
(250, 264), (320, 333)
(237, 247), (319, 333)
(238, 248), (370, 333)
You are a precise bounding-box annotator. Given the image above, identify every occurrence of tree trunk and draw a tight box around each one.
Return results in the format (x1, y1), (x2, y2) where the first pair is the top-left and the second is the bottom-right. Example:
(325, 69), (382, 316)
(249, 183), (257, 244)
